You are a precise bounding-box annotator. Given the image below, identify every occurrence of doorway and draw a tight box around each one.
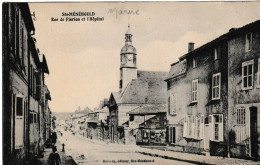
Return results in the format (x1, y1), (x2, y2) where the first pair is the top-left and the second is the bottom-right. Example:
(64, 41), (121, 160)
(250, 107), (258, 159)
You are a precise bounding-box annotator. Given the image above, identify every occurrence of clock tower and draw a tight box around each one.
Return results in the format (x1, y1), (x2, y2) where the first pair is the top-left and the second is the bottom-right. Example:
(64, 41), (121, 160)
(119, 25), (137, 92)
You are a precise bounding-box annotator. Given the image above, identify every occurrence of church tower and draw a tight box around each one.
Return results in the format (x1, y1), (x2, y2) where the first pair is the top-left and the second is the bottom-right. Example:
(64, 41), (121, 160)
(119, 25), (137, 92)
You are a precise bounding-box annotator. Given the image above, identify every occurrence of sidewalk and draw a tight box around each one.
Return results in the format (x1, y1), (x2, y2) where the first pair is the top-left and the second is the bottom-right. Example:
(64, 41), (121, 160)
(136, 147), (260, 165)
(29, 140), (76, 165)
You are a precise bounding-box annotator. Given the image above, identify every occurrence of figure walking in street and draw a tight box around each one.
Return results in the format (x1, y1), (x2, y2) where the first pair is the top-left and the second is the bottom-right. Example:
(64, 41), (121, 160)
(48, 146), (61, 165)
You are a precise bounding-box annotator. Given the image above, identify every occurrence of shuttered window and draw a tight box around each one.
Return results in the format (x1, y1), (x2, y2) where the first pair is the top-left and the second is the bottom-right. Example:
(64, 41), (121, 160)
(169, 94), (177, 115)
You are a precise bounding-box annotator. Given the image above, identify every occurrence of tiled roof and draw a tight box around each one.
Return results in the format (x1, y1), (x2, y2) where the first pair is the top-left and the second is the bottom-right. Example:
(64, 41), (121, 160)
(179, 20), (260, 61)
(89, 106), (109, 114)
(119, 71), (168, 104)
(127, 104), (166, 115)
(165, 59), (187, 81)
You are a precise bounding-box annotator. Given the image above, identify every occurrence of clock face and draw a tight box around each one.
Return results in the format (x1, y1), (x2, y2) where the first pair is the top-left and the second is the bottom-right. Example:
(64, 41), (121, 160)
(127, 55), (133, 61)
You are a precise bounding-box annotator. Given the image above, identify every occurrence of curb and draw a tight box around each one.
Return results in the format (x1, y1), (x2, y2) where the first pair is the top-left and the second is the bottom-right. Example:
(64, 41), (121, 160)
(136, 151), (214, 165)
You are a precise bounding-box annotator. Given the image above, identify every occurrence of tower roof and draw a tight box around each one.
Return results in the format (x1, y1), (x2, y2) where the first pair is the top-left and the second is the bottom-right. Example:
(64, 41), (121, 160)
(125, 24), (132, 35)
(121, 45), (136, 54)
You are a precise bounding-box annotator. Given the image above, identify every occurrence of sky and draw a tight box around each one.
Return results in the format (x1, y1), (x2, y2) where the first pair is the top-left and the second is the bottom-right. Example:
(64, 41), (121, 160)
(28, 2), (260, 113)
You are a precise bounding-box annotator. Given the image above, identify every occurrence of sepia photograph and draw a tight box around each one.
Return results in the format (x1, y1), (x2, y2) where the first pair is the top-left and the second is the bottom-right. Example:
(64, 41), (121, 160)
(2, 2), (260, 165)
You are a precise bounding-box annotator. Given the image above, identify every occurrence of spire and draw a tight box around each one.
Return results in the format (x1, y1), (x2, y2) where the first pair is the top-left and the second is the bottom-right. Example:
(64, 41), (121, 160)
(125, 24), (132, 35)
(125, 24), (132, 45)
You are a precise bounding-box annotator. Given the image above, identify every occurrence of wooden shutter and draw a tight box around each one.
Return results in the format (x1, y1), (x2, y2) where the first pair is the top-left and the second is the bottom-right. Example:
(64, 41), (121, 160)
(209, 115), (213, 140)
(191, 115), (195, 138)
(168, 97), (171, 114)
(219, 114), (224, 141)
(183, 116), (187, 137)
(200, 115), (204, 139)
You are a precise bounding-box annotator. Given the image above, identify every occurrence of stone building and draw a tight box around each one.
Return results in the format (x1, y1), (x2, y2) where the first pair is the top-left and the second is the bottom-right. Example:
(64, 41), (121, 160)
(108, 25), (167, 144)
(3, 3), (52, 164)
(227, 20), (260, 159)
(165, 20), (260, 159)
(87, 107), (109, 141)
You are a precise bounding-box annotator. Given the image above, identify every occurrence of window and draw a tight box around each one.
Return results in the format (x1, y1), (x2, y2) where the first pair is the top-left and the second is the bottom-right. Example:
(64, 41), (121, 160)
(236, 108), (245, 125)
(212, 73), (221, 100)
(16, 97), (23, 116)
(257, 58), (260, 88)
(209, 114), (223, 141)
(214, 47), (220, 60)
(21, 27), (24, 67)
(169, 94), (177, 115)
(242, 60), (254, 90)
(193, 57), (197, 68)
(245, 33), (252, 51)
(191, 79), (198, 102)
(130, 115), (134, 121)
(29, 113), (34, 123)
(185, 115), (195, 138)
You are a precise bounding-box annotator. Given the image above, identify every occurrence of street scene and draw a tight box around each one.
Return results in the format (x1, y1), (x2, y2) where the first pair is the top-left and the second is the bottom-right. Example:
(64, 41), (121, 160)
(2, 2), (260, 165)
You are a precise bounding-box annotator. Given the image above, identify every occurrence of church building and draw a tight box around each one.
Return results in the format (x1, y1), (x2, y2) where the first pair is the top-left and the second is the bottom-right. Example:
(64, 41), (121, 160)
(108, 25), (168, 144)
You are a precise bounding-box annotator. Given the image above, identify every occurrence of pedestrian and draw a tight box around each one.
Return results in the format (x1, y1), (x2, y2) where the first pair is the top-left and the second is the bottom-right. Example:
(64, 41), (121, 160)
(48, 146), (61, 165)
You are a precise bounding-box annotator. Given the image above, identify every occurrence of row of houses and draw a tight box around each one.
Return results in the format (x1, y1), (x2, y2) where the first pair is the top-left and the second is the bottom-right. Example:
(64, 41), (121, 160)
(3, 3), (53, 164)
(105, 21), (259, 160)
(66, 102), (110, 142)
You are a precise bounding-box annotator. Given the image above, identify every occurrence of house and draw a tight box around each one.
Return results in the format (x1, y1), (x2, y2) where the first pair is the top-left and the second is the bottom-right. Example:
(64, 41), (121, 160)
(127, 104), (167, 145)
(3, 3), (52, 164)
(165, 38), (229, 155)
(87, 106), (109, 141)
(3, 3), (35, 164)
(70, 107), (92, 134)
(108, 25), (167, 144)
(165, 20), (260, 159)
(227, 20), (260, 159)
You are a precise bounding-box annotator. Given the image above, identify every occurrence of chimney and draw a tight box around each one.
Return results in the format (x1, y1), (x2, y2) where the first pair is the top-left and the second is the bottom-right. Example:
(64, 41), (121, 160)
(188, 42), (194, 53)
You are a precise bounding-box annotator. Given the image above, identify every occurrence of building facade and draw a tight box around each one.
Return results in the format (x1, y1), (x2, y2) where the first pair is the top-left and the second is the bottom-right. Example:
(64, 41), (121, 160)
(227, 21), (260, 159)
(165, 20), (260, 159)
(3, 3), (53, 164)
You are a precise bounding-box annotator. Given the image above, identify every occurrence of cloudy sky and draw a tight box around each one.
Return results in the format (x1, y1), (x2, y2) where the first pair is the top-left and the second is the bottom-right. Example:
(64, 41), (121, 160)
(29, 2), (260, 112)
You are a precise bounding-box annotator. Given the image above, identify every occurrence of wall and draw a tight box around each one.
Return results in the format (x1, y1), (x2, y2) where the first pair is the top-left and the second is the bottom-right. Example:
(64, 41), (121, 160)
(228, 29), (260, 158)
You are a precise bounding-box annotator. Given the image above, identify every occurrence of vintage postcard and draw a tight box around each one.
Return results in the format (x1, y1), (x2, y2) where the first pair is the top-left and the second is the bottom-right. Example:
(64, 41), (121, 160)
(2, 2), (260, 165)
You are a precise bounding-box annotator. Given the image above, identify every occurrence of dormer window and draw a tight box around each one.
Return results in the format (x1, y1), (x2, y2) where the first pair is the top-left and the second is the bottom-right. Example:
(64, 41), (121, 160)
(245, 32), (252, 52)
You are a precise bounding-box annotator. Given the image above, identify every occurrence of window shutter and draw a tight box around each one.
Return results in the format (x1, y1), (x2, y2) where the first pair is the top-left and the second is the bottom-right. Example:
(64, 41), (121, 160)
(183, 116), (187, 137)
(219, 115), (224, 141)
(191, 115), (195, 138)
(257, 58), (260, 88)
(168, 97), (170, 114)
(209, 115), (213, 140)
(200, 115), (204, 139)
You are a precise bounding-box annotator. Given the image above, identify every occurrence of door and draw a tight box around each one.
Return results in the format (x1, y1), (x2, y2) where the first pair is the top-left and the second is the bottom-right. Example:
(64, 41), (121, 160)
(15, 96), (24, 148)
(250, 107), (258, 159)
(111, 126), (114, 143)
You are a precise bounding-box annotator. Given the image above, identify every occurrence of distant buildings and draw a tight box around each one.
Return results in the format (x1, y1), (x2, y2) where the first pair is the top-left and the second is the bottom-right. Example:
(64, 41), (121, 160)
(3, 3), (53, 164)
